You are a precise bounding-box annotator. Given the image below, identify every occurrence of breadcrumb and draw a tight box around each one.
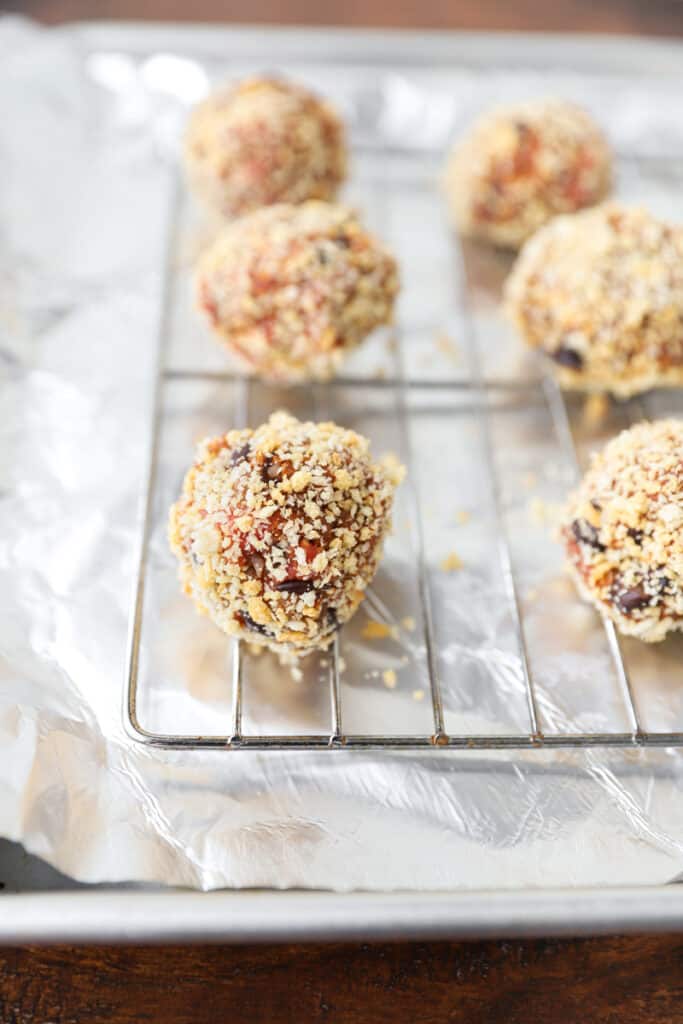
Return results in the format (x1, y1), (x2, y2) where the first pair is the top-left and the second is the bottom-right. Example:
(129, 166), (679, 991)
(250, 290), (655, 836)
(361, 619), (398, 641)
(435, 333), (460, 363)
(582, 392), (610, 429)
(382, 669), (397, 689)
(441, 551), (463, 572)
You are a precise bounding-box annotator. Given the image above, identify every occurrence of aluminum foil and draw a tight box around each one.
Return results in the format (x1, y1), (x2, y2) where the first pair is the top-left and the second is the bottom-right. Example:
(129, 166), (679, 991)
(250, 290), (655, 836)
(3, 16), (683, 891)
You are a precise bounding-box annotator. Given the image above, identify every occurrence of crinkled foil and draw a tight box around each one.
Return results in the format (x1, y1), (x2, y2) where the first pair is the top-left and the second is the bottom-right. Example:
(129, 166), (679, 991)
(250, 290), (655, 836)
(3, 17), (683, 890)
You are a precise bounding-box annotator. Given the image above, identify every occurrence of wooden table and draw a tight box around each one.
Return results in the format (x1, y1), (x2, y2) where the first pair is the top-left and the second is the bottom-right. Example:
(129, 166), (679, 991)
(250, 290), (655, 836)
(1, 935), (683, 1022)
(2, 2), (683, 1021)
(2, 0), (683, 34)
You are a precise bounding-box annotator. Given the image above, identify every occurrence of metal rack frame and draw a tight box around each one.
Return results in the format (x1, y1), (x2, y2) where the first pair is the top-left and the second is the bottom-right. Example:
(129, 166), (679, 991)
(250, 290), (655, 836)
(124, 68), (683, 757)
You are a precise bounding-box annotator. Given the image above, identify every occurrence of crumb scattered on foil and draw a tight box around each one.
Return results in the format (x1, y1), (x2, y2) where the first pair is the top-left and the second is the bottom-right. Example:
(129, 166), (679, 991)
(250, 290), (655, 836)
(581, 392), (610, 428)
(435, 332), (460, 363)
(412, 689), (425, 701)
(528, 497), (563, 527)
(441, 551), (463, 572)
(361, 618), (398, 640)
(382, 669), (397, 689)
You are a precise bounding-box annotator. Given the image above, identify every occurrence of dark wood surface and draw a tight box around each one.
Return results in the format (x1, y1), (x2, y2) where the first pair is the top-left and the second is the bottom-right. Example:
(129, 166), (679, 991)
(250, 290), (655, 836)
(1, 935), (683, 1023)
(1, 0), (682, 35)
(2, 2), (683, 1021)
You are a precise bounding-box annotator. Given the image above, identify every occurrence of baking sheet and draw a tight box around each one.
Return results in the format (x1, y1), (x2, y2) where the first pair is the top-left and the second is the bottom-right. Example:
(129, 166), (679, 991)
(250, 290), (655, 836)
(2, 16), (683, 891)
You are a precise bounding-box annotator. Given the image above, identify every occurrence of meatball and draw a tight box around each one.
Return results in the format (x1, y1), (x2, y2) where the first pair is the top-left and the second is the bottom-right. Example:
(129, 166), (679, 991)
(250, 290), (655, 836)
(184, 76), (347, 218)
(195, 201), (399, 382)
(505, 204), (683, 397)
(562, 419), (683, 643)
(445, 99), (611, 249)
(169, 412), (404, 657)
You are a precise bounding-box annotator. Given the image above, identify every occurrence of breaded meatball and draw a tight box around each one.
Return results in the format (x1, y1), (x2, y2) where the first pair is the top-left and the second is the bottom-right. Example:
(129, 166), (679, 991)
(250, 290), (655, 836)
(184, 77), (346, 218)
(562, 419), (683, 643)
(195, 201), (399, 382)
(445, 99), (611, 249)
(505, 204), (683, 397)
(169, 412), (404, 657)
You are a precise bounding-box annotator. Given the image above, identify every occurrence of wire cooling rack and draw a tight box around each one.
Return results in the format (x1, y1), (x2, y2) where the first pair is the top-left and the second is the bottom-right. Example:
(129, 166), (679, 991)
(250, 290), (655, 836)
(125, 121), (683, 752)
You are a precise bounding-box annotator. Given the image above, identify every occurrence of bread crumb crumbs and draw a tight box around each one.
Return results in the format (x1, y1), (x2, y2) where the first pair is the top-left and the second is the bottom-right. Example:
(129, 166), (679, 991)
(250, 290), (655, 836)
(412, 689), (425, 701)
(361, 618), (398, 640)
(401, 616), (415, 631)
(435, 332), (460, 363)
(529, 497), (546, 523)
(582, 392), (610, 428)
(441, 551), (463, 572)
(290, 665), (303, 682)
(455, 510), (470, 525)
(382, 669), (397, 689)
(529, 497), (563, 526)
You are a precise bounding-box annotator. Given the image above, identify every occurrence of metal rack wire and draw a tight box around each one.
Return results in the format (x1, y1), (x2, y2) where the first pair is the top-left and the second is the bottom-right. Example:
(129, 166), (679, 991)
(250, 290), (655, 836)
(125, 169), (683, 753)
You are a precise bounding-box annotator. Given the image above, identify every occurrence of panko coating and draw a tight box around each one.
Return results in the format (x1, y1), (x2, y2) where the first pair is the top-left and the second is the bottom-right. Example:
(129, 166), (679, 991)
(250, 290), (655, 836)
(562, 419), (683, 643)
(169, 412), (404, 657)
(184, 76), (347, 218)
(445, 99), (612, 249)
(195, 201), (399, 382)
(505, 204), (683, 397)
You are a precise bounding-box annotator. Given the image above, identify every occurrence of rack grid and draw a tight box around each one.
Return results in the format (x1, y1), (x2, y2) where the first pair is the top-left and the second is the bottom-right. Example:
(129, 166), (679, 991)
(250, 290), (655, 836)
(125, 158), (683, 753)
